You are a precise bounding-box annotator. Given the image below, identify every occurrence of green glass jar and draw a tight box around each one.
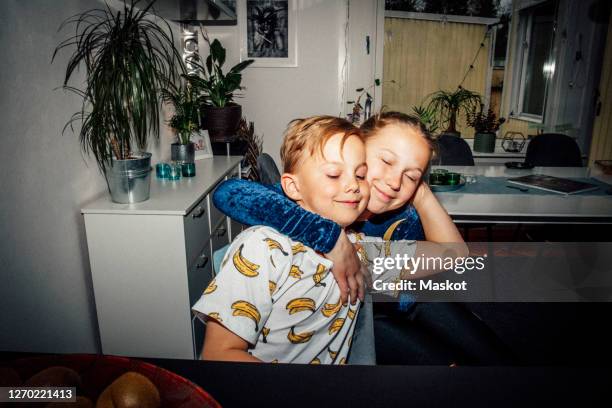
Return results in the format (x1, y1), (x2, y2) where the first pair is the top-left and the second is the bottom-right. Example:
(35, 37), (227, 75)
(447, 172), (461, 185)
(430, 172), (447, 185)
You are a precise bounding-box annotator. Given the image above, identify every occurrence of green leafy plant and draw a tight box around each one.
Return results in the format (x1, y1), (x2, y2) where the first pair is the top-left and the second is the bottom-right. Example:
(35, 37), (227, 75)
(53, 0), (183, 172)
(467, 104), (506, 134)
(412, 104), (440, 135)
(162, 83), (200, 145)
(185, 33), (254, 108)
(426, 88), (481, 134)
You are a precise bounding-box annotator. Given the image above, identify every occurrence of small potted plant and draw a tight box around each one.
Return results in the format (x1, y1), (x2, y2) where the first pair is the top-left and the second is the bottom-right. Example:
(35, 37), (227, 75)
(347, 79), (395, 124)
(162, 83), (200, 163)
(426, 87), (481, 137)
(54, 1), (182, 203)
(467, 105), (506, 153)
(186, 33), (254, 142)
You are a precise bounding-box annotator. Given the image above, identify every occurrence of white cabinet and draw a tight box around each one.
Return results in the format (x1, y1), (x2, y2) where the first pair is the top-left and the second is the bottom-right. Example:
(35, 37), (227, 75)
(82, 156), (242, 360)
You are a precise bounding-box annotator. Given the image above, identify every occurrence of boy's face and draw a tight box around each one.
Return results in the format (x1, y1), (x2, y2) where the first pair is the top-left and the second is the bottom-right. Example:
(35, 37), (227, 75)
(283, 133), (370, 228)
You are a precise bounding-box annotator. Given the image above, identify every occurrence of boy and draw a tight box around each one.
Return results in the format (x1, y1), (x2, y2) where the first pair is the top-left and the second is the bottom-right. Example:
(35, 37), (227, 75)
(193, 116), (377, 364)
(192, 116), (423, 364)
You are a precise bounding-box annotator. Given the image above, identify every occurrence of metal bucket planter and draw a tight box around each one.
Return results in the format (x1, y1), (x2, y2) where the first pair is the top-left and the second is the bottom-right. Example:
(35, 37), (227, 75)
(201, 104), (242, 142)
(105, 152), (152, 204)
(171, 142), (195, 163)
(474, 132), (496, 153)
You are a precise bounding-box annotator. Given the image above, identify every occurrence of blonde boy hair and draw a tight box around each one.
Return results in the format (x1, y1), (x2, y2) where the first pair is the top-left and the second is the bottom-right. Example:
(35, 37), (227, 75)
(280, 115), (362, 173)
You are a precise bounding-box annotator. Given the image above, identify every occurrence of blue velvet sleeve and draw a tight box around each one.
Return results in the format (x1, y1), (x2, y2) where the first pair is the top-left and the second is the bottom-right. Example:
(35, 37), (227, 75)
(212, 178), (341, 253)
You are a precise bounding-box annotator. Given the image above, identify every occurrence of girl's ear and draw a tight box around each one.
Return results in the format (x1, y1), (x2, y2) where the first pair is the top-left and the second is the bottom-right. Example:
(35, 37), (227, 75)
(281, 173), (302, 201)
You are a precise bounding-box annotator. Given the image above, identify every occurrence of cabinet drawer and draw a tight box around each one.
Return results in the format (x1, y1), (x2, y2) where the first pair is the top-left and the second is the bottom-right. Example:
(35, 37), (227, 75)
(207, 192), (225, 231)
(211, 219), (230, 255)
(184, 196), (211, 266)
(229, 219), (245, 241)
(188, 246), (213, 309)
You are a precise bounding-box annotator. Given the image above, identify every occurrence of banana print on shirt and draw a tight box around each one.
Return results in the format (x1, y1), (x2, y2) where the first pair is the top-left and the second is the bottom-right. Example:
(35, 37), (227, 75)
(192, 226), (414, 365)
(233, 244), (260, 277)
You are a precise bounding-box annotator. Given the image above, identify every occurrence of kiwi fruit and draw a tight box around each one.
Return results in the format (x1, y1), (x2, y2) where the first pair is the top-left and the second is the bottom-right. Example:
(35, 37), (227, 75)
(95, 372), (160, 408)
(24, 366), (82, 388)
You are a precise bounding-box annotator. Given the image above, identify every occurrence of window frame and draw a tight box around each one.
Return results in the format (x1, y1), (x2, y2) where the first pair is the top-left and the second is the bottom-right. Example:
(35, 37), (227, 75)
(510, 1), (557, 123)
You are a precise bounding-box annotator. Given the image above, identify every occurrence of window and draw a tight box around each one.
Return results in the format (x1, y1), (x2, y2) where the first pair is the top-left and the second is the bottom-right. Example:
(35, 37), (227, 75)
(513, 1), (557, 121)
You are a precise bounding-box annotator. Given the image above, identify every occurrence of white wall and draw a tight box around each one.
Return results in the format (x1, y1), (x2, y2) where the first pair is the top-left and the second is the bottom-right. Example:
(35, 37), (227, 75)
(205, 0), (378, 166)
(0, 0), (104, 353)
(0, 0), (377, 354)
(0, 0), (175, 354)
(345, 0), (381, 116)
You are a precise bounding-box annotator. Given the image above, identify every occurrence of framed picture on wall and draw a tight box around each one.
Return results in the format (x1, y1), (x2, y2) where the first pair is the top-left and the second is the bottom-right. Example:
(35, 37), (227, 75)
(238, 0), (298, 67)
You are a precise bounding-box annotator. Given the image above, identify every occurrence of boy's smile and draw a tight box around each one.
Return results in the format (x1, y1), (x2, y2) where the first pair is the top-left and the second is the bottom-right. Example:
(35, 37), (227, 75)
(282, 133), (370, 228)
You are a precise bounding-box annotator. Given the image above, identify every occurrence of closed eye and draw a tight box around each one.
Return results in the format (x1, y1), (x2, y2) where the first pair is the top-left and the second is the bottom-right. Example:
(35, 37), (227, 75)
(326, 175), (340, 179)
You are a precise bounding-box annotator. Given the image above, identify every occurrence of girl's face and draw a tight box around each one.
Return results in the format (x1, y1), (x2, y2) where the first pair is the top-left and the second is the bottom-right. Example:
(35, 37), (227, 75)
(365, 123), (431, 214)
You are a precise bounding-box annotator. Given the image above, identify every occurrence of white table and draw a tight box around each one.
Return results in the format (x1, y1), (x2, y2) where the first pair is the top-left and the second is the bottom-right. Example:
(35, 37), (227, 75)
(431, 165), (612, 224)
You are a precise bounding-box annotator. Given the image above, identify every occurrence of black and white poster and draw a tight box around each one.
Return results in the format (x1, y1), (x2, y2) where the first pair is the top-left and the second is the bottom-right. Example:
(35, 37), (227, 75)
(239, 0), (297, 67)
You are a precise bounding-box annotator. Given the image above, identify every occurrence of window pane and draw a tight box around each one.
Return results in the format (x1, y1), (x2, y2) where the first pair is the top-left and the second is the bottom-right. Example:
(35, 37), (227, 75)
(522, 4), (555, 116)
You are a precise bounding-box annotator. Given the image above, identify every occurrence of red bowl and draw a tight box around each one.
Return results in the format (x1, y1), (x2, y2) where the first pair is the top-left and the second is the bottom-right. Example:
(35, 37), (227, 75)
(6, 354), (221, 408)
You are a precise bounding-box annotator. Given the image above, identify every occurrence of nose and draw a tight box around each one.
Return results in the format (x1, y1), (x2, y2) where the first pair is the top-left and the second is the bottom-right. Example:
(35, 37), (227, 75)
(385, 170), (402, 191)
(344, 175), (360, 193)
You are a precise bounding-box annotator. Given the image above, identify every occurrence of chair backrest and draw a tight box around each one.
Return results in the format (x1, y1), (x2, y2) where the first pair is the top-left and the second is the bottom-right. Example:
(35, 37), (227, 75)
(435, 134), (475, 166)
(525, 133), (582, 167)
(257, 153), (281, 184)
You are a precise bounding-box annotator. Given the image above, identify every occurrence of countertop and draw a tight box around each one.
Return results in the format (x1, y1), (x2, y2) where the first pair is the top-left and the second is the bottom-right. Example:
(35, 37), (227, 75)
(81, 156), (242, 216)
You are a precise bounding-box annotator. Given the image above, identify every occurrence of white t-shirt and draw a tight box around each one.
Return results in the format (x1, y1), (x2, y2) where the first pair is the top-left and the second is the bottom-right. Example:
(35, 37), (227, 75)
(192, 226), (415, 364)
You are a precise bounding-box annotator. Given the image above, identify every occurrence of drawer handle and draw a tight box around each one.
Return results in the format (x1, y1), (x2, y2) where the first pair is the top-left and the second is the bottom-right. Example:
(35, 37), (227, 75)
(196, 255), (209, 268)
(216, 225), (227, 237)
(192, 206), (206, 219)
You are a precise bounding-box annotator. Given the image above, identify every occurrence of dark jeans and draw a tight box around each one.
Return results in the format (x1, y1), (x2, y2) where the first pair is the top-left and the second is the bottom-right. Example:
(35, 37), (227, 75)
(373, 302), (516, 365)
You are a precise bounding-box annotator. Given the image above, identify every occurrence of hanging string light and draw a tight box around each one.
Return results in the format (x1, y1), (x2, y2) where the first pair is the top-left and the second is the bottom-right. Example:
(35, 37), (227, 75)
(458, 27), (491, 89)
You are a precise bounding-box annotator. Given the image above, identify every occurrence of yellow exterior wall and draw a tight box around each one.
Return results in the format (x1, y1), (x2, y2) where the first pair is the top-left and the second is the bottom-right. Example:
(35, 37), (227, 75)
(382, 17), (492, 137)
(588, 10), (612, 166)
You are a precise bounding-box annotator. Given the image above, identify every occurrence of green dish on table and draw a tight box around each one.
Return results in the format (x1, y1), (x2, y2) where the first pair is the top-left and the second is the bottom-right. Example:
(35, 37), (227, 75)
(429, 175), (466, 192)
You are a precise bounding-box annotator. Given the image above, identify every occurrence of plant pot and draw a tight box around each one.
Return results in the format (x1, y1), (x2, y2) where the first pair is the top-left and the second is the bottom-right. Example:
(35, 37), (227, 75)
(105, 152), (152, 204)
(474, 132), (496, 153)
(201, 104), (242, 142)
(171, 142), (195, 163)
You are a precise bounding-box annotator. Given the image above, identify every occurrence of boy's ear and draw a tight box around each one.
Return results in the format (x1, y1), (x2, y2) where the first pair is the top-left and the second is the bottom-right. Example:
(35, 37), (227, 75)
(281, 173), (302, 201)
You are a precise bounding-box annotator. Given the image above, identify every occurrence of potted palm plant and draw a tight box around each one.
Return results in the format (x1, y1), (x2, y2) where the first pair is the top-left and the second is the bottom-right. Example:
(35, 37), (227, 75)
(186, 35), (254, 142)
(426, 88), (481, 137)
(467, 105), (506, 153)
(53, 1), (182, 203)
(162, 83), (200, 163)
(412, 104), (440, 135)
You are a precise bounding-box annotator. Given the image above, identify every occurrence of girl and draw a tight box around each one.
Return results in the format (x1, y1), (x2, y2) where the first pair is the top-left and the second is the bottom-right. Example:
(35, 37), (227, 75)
(214, 112), (514, 365)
